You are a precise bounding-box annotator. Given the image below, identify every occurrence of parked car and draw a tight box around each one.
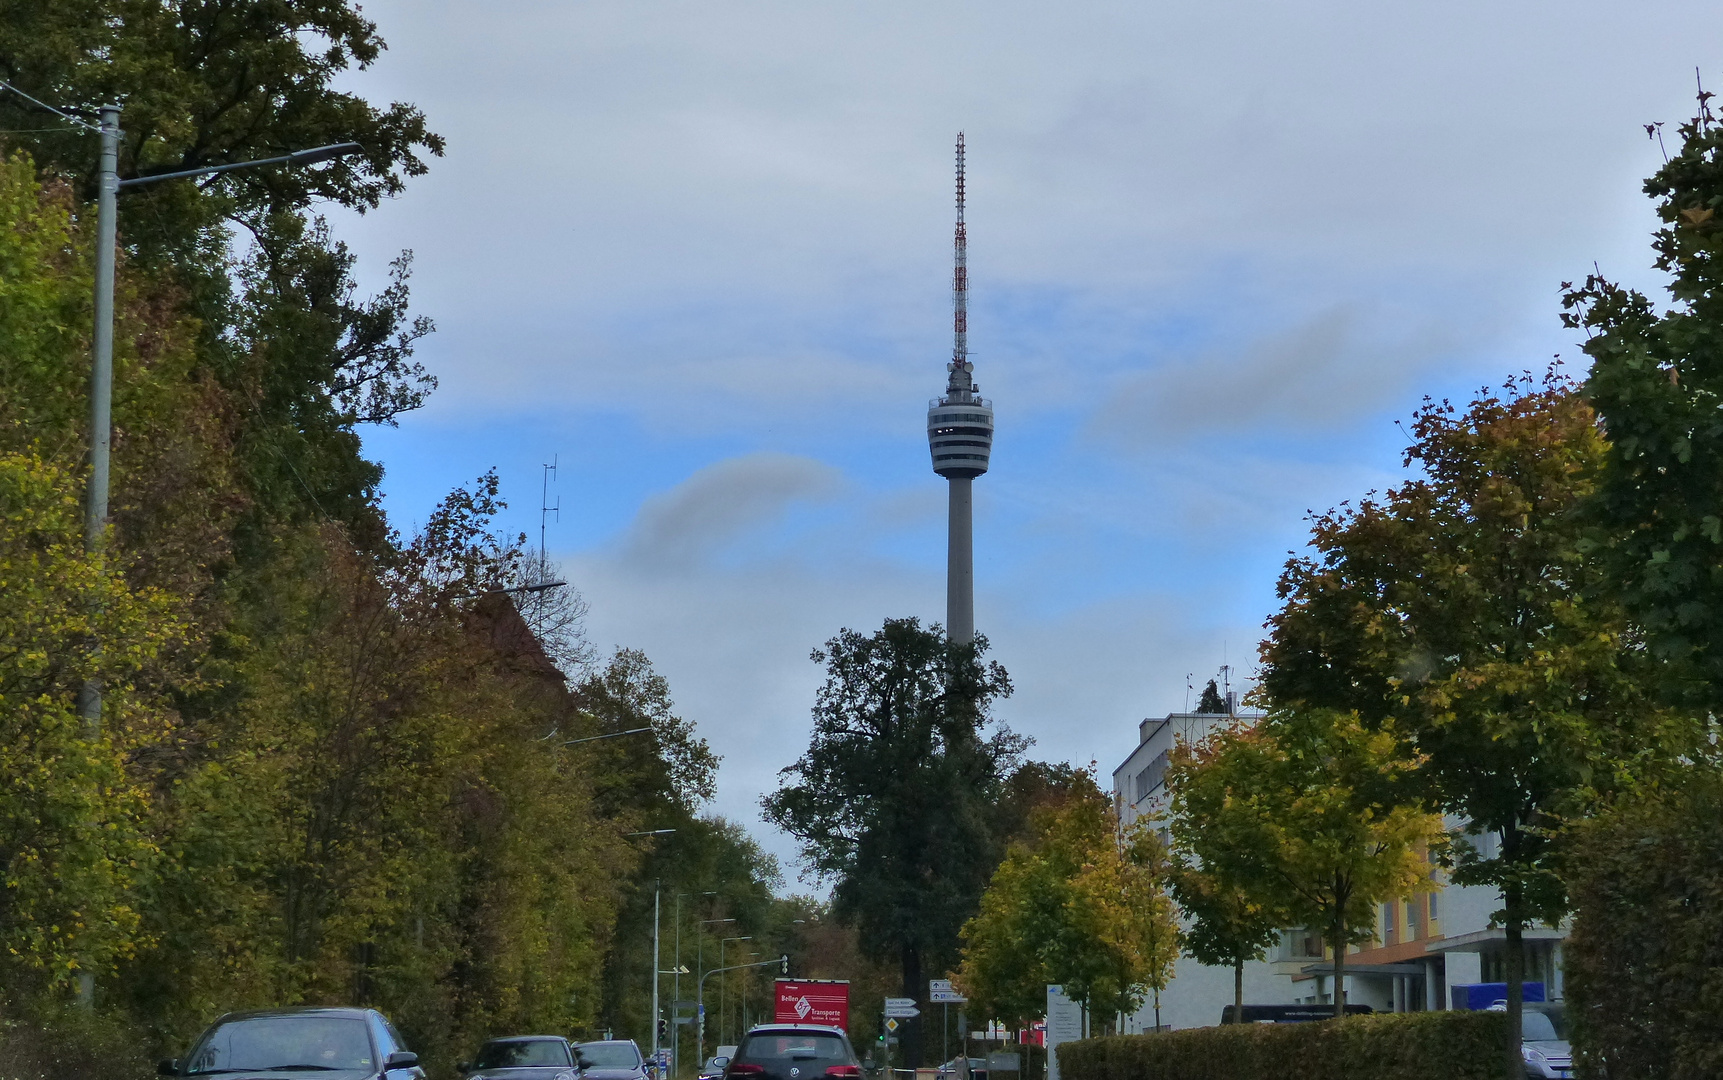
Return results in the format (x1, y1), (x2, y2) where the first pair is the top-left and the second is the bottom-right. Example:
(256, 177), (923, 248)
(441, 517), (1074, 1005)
(936, 1057), (988, 1080)
(723, 1024), (861, 1080)
(459, 1036), (578, 1080)
(699, 1045), (739, 1080)
(576, 1039), (650, 1080)
(1519, 1004), (1572, 1080)
(159, 1006), (424, 1079)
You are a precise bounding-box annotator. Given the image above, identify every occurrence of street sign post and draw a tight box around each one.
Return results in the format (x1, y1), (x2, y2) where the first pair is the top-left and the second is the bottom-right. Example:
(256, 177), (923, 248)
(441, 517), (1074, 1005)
(929, 978), (966, 1004)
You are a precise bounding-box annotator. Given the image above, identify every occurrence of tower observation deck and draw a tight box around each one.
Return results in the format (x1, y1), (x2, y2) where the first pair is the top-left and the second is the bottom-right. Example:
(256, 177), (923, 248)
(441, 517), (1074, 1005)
(928, 133), (992, 645)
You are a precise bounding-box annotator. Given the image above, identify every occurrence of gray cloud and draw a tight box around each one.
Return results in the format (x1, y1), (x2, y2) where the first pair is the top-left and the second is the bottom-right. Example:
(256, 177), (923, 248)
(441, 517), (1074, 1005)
(1087, 306), (1457, 447)
(620, 453), (842, 570)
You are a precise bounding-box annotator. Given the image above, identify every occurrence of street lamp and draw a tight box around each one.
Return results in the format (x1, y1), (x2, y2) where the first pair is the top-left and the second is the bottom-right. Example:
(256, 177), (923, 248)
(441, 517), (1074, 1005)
(697, 915), (735, 1067)
(720, 936), (751, 1046)
(78, 103), (361, 733)
(564, 727), (652, 747)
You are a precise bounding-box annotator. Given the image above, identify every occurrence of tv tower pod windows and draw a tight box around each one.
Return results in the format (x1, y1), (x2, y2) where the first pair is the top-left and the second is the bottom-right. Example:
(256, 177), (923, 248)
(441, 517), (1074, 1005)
(928, 394), (993, 479)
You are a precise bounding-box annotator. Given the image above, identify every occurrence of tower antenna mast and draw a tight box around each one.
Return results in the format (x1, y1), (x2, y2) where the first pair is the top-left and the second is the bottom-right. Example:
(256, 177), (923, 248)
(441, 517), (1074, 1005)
(953, 132), (967, 373)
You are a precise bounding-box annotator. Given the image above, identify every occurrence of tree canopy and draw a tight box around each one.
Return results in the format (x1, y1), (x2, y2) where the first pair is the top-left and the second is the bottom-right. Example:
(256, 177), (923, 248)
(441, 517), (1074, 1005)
(1167, 708), (1440, 1018)
(956, 786), (1178, 1034)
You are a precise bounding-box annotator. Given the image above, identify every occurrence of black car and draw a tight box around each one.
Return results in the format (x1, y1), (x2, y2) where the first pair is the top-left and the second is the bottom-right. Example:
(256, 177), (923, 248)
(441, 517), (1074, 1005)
(723, 1025), (861, 1080)
(461, 1036), (579, 1080)
(161, 1006), (424, 1080)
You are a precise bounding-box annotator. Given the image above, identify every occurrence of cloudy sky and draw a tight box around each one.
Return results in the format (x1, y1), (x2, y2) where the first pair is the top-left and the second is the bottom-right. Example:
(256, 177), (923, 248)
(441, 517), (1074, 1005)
(333, 0), (1717, 879)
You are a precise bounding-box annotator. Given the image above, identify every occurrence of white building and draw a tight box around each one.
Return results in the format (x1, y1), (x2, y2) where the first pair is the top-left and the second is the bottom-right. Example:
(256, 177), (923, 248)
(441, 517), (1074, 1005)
(1111, 710), (1568, 1031)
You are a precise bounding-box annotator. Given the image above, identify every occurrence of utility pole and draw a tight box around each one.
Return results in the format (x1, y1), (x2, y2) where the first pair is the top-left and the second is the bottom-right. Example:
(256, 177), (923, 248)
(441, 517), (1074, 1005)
(652, 883), (662, 1076)
(673, 893), (683, 1079)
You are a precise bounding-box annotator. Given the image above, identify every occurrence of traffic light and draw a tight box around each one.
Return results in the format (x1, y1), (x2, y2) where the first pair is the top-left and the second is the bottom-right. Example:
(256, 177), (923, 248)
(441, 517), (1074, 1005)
(656, 1017), (667, 1044)
(779, 954), (789, 976)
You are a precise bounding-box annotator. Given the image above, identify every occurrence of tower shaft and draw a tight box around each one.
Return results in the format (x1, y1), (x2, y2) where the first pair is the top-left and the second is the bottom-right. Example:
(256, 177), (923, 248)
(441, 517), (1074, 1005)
(947, 477), (974, 645)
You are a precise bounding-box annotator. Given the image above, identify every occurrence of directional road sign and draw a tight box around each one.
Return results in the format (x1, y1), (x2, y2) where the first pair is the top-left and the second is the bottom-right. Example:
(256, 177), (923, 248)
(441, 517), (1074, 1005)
(884, 998), (916, 1009)
(930, 990), (967, 1004)
(884, 1005), (920, 1019)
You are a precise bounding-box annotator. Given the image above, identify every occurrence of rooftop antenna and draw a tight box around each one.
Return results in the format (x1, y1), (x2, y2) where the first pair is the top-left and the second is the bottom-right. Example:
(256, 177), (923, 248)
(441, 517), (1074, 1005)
(539, 456), (559, 578)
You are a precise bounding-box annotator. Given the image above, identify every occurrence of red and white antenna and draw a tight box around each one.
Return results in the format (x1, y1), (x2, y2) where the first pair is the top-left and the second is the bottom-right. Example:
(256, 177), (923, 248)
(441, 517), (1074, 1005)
(952, 132), (968, 373)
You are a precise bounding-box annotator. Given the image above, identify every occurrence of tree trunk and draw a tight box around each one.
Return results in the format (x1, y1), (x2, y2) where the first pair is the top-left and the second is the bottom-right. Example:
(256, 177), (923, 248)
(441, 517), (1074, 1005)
(1331, 915), (1348, 1019)
(1504, 878), (1525, 1080)
(901, 944), (923, 1068)
(1152, 987), (1161, 1033)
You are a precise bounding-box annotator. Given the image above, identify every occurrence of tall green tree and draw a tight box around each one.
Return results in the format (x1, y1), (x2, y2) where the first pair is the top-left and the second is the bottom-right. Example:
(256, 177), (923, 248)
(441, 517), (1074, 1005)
(1564, 91), (1723, 715)
(0, 0), (444, 542)
(1259, 375), (1666, 1073)
(1195, 679), (1226, 715)
(1166, 708), (1440, 1019)
(763, 619), (1021, 1067)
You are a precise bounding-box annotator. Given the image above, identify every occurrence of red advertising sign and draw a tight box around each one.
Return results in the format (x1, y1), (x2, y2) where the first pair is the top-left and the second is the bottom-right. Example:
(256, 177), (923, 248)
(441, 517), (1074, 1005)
(774, 979), (851, 1031)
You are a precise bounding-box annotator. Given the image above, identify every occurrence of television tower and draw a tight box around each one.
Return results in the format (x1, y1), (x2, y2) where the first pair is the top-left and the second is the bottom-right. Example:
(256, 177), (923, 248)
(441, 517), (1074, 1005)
(927, 133), (993, 646)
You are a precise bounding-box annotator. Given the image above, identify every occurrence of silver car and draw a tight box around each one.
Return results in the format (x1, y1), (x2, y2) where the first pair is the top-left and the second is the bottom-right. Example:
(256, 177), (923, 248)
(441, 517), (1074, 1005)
(1519, 1004), (1572, 1080)
(576, 1040), (649, 1080)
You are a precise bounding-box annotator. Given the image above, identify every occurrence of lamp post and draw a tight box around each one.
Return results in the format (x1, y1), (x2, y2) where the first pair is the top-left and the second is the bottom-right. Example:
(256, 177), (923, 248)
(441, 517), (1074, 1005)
(720, 936), (751, 1046)
(697, 956), (786, 1073)
(697, 914), (733, 1066)
(78, 102), (360, 734)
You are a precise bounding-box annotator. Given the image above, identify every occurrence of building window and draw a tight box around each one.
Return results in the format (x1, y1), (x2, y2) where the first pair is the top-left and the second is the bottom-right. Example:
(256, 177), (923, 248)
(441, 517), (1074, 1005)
(1383, 902), (1395, 943)
(1406, 898), (1419, 938)
(1135, 750), (1169, 801)
(1428, 891), (1439, 922)
(1286, 928), (1324, 959)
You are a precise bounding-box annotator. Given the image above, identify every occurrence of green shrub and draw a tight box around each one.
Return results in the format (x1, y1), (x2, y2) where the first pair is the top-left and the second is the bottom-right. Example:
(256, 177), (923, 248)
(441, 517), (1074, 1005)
(0, 1003), (154, 1080)
(1057, 1010), (1506, 1080)
(1566, 771), (1723, 1080)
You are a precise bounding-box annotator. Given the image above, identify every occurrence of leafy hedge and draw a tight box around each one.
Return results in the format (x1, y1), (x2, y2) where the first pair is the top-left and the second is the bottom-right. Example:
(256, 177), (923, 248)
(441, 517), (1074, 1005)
(1566, 772), (1723, 1080)
(1057, 1010), (1507, 1080)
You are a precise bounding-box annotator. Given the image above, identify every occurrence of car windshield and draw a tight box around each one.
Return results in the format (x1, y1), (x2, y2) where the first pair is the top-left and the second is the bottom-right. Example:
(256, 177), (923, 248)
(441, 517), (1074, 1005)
(477, 1040), (572, 1068)
(187, 1016), (373, 1074)
(1523, 1011), (1563, 1041)
(580, 1044), (642, 1068)
(737, 1035), (849, 1063)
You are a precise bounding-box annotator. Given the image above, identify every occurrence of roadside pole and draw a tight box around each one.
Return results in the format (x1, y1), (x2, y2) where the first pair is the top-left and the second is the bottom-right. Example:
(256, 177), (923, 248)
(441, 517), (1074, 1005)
(652, 884), (661, 1076)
